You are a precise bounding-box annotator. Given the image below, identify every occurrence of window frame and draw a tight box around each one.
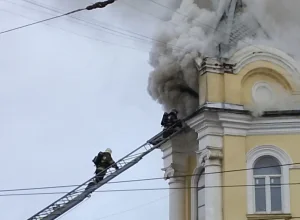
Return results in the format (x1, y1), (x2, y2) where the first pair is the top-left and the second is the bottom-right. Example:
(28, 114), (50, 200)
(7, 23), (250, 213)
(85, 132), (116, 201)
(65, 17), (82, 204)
(252, 157), (283, 213)
(246, 145), (292, 214)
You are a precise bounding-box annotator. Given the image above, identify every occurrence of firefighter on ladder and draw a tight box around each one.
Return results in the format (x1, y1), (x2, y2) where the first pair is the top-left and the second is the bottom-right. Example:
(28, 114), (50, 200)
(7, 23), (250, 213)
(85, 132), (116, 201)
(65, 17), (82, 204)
(161, 109), (182, 138)
(149, 109), (182, 145)
(86, 148), (119, 190)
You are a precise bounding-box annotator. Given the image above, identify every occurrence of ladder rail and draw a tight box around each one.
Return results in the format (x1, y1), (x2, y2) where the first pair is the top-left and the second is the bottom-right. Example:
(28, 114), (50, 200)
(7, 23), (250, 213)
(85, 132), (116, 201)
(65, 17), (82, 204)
(27, 121), (186, 220)
(38, 157), (144, 220)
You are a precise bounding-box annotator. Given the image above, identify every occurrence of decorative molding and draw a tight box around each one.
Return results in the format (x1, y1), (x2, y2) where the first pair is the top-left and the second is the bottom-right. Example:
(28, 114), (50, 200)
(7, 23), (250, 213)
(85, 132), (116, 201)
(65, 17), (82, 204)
(198, 146), (223, 167)
(290, 165), (300, 169)
(218, 112), (300, 136)
(195, 57), (234, 75)
(203, 102), (245, 110)
(246, 145), (293, 166)
(246, 213), (292, 220)
(162, 163), (187, 182)
(251, 81), (275, 106)
(188, 107), (300, 137)
(246, 145), (292, 214)
(228, 45), (300, 77)
(186, 112), (223, 139)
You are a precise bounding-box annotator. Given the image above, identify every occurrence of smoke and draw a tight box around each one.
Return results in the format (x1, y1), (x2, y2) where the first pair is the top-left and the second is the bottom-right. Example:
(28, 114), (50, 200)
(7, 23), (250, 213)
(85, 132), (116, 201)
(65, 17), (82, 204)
(147, 0), (300, 117)
(245, 82), (300, 117)
(147, 1), (225, 117)
(243, 0), (300, 60)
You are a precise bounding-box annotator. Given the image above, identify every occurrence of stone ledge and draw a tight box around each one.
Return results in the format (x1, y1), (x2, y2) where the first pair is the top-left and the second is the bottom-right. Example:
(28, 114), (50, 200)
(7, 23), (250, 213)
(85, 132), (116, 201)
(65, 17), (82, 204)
(246, 213), (292, 220)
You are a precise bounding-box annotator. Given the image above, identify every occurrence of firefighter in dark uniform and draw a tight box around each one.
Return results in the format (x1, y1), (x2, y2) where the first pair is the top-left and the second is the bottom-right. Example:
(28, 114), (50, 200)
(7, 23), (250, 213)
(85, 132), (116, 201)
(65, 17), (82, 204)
(86, 148), (119, 190)
(149, 109), (183, 145)
(161, 109), (182, 138)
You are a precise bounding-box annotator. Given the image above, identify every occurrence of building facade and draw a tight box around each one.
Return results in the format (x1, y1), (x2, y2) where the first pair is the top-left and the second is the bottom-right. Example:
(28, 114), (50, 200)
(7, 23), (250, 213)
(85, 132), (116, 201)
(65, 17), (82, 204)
(159, 1), (300, 220)
(160, 44), (300, 220)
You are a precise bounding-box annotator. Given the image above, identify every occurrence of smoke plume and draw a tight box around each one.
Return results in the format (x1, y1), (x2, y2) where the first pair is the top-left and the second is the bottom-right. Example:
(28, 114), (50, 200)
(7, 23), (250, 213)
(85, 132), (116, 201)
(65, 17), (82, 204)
(147, 0), (300, 117)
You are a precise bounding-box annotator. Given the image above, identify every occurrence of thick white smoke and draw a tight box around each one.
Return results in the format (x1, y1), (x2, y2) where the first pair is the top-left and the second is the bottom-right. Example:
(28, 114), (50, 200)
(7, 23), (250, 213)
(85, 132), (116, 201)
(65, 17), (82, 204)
(147, 0), (300, 117)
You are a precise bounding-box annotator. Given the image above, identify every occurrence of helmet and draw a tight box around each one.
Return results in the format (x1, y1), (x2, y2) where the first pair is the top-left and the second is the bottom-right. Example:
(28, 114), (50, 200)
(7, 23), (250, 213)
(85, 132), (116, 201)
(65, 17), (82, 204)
(171, 109), (178, 114)
(105, 148), (112, 154)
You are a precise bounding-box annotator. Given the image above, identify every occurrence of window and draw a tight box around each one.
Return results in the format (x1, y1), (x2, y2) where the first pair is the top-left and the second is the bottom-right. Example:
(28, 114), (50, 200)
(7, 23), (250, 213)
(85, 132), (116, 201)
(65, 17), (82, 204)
(247, 145), (291, 214)
(253, 156), (282, 213)
(197, 170), (205, 220)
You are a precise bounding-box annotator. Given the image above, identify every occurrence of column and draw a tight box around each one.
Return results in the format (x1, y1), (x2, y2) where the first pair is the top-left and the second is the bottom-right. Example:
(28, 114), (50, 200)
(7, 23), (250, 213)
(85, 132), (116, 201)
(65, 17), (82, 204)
(199, 146), (223, 220)
(164, 165), (186, 220)
(160, 132), (197, 220)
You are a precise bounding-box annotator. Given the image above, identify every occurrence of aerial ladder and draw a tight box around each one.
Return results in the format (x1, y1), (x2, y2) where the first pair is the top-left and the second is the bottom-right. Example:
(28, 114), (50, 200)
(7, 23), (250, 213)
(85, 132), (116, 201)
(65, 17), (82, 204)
(27, 121), (186, 220)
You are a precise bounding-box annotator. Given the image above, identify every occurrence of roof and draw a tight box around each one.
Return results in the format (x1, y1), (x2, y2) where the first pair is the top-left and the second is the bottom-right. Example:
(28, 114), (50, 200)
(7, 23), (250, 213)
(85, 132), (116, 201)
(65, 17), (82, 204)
(213, 0), (269, 58)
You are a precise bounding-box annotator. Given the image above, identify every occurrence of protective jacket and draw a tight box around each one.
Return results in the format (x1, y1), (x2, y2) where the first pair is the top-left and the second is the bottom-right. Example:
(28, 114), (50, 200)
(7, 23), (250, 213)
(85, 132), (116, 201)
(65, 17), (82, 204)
(161, 112), (178, 128)
(93, 152), (119, 171)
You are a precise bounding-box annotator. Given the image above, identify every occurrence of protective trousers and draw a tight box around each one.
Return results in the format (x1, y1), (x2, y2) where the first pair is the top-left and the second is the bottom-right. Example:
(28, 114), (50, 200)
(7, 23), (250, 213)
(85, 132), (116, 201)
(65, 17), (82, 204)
(95, 167), (107, 183)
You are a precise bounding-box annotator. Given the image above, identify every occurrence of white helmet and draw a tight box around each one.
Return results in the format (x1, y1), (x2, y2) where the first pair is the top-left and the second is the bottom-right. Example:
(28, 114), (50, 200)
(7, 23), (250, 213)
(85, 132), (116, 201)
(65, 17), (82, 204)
(105, 148), (112, 154)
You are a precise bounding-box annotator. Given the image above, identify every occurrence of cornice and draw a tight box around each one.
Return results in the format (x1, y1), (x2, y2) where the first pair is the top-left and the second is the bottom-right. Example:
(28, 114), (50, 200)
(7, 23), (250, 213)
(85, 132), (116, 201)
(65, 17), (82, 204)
(187, 109), (300, 136)
(194, 57), (234, 75)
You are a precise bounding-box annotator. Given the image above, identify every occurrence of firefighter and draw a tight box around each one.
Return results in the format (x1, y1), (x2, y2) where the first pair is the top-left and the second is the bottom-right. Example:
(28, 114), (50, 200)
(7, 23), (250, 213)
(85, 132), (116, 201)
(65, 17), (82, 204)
(149, 109), (183, 145)
(162, 109), (182, 138)
(86, 148), (119, 190)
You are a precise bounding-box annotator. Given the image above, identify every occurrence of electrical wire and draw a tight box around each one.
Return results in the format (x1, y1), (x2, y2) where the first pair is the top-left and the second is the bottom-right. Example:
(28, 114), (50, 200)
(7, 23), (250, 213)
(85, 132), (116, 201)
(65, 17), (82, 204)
(0, 0), (117, 35)
(93, 193), (170, 220)
(2, 0), (265, 54)
(0, 162), (299, 193)
(1, 0), (180, 56)
(12, 0), (186, 52)
(1, 181), (300, 197)
(0, 4), (152, 54)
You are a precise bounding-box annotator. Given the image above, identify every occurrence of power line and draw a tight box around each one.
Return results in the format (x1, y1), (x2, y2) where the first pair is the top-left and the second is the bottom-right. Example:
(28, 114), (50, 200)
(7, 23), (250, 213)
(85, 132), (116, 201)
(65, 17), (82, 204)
(0, 0), (117, 35)
(15, 0), (186, 52)
(2, 0), (261, 55)
(0, 162), (299, 193)
(1, 181), (300, 197)
(0, 2), (153, 54)
(94, 193), (169, 220)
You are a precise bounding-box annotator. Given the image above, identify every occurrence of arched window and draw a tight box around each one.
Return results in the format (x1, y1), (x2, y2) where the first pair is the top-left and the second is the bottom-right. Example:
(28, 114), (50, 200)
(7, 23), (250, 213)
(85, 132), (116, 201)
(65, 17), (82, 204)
(253, 156), (282, 213)
(197, 170), (205, 220)
(247, 145), (291, 214)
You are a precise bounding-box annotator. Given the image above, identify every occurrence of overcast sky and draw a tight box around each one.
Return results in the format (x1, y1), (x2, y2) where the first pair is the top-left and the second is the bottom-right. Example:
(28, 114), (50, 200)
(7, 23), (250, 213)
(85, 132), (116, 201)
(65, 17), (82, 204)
(0, 0), (179, 219)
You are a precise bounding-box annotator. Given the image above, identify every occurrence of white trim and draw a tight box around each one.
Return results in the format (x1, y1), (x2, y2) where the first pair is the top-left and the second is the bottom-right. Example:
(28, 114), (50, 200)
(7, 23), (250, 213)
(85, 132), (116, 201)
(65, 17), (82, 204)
(187, 110), (300, 138)
(191, 166), (205, 220)
(228, 45), (300, 78)
(246, 145), (292, 214)
(251, 81), (275, 106)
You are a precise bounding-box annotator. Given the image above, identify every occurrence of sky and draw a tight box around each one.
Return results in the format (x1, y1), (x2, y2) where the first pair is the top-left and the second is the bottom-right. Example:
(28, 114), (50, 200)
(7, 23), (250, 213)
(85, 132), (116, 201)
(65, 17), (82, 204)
(0, 0), (178, 219)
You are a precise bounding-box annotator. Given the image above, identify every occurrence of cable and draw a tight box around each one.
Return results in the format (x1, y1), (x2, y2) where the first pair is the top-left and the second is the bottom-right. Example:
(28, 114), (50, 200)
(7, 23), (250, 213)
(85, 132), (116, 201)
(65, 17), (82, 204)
(15, 0), (186, 52)
(94, 193), (169, 220)
(0, 162), (299, 193)
(0, 0), (117, 35)
(0, 5), (152, 54)
(1, 181), (300, 197)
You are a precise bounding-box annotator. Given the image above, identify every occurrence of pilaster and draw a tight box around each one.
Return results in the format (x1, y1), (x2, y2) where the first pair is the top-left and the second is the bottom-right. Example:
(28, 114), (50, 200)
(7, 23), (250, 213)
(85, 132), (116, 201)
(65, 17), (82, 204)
(160, 131), (197, 220)
(198, 146), (223, 220)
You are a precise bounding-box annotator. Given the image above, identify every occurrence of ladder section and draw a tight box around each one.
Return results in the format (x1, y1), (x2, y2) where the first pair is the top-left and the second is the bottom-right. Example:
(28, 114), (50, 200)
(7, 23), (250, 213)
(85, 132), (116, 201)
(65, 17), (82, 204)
(27, 122), (186, 220)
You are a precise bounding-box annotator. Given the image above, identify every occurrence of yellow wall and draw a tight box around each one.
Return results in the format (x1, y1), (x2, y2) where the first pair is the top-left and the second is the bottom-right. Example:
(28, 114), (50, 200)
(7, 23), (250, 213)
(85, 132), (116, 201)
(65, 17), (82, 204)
(189, 51), (300, 220)
(246, 135), (300, 218)
(199, 61), (298, 106)
(222, 136), (247, 220)
(220, 134), (300, 220)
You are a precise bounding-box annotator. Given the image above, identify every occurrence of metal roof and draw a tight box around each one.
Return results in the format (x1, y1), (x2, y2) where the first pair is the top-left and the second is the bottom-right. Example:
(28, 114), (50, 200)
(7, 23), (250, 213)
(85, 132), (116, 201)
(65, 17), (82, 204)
(214, 0), (269, 58)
